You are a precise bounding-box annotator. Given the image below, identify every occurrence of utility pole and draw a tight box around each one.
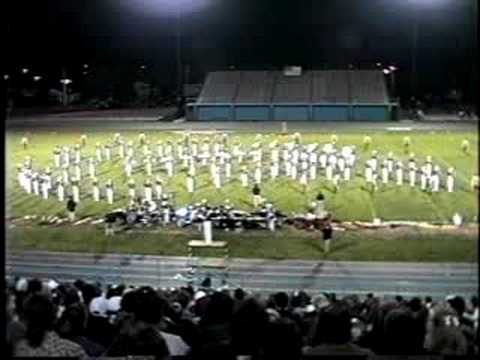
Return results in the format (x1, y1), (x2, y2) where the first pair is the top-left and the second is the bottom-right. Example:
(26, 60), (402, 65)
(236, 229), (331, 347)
(471, 0), (478, 116)
(175, 7), (182, 99)
(411, 6), (420, 98)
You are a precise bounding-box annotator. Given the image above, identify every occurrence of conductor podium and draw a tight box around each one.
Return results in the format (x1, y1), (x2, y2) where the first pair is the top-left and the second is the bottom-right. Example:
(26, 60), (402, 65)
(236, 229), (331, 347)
(187, 220), (229, 270)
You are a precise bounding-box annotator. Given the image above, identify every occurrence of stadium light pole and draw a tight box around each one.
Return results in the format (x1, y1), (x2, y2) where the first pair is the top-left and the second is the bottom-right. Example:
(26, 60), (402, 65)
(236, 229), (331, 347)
(174, 5), (182, 100)
(471, 0), (478, 116)
(411, 4), (420, 99)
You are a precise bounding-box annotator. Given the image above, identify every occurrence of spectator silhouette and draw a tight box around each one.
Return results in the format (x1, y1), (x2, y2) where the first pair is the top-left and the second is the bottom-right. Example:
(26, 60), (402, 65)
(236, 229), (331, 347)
(14, 293), (87, 358)
(304, 300), (375, 358)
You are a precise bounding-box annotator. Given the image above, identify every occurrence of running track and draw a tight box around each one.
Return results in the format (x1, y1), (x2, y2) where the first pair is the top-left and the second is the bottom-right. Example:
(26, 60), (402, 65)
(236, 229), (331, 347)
(6, 250), (477, 300)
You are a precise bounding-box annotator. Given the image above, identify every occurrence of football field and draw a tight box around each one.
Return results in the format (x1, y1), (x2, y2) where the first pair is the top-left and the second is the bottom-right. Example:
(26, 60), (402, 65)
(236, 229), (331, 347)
(5, 127), (479, 262)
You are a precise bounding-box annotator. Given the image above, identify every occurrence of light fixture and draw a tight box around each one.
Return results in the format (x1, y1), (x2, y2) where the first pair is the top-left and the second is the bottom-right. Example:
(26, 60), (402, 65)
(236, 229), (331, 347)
(33, 76), (42, 81)
(22, 68), (29, 74)
(60, 78), (73, 85)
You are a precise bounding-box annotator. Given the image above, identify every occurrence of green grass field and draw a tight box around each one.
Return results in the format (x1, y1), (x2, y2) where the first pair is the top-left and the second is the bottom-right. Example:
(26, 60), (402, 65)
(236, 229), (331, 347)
(6, 129), (479, 262)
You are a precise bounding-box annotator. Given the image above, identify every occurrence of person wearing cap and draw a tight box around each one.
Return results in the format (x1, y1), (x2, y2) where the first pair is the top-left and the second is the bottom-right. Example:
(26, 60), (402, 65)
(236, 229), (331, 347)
(66, 196), (77, 222)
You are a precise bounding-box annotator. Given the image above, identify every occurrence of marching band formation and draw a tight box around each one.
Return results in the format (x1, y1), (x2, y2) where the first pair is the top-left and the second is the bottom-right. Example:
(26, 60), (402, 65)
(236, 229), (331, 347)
(15, 132), (479, 223)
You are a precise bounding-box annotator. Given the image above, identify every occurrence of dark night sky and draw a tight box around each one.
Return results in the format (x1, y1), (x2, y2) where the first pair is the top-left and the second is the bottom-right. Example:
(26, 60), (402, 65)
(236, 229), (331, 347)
(5, 0), (477, 98)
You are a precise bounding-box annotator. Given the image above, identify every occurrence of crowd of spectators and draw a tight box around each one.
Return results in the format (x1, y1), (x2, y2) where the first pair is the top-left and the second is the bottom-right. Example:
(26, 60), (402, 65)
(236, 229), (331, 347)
(5, 277), (478, 359)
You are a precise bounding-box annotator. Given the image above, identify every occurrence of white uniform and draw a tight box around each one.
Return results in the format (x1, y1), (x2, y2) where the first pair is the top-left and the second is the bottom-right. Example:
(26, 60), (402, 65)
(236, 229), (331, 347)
(326, 165), (334, 181)
(165, 159), (174, 177)
(409, 163), (416, 187)
(157, 143), (164, 158)
(338, 157), (346, 173)
(125, 160), (133, 177)
(96, 146), (102, 162)
(128, 182), (136, 199)
(155, 181), (163, 200)
(119, 142), (125, 159)
(309, 164), (317, 181)
(396, 163), (403, 185)
(18, 168), (25, 189)
(106, 184), (114, 204)
(24, 171), (32, 194)
(365, 165), (373, 183)
(387, 157), (394, 173)
(74, 165), (81, 181)
(381, 166), (389, 184)
(63, 148), (70, 167)
(88, 159), (96, 179)
(420, 169), (428, 190)
(105, 146), (111, 161)
(93, 183), (100, 202)
(144, 184), (153, 202)
(32, 175), (40, 195)
(300, 171), (308, 186)
(343, 165), (351, 181)
(370, 157), (378, 172)
(291, 163), (299, 180)
(430, 172), (440, 192)
(187, 176), (195, 193)
(72, 182), (80, 203)
(145, 160), (152, 176)
(447, 170), (455, 193)
(57, 182), (65, 202)
(74, 149), (81, 164)
(285, 161), (292, 177)
(240, 170), (249, 187)
(41, 179), (49, 199)
(254, 167), (262, 184)
(333, 173), (341, 190)
(214, 170), (222, 189)
(319, 153), (327, 168)
(425, 161), (433, 178)
(225, 161), (232, 179)
(54, 150), (61, 168)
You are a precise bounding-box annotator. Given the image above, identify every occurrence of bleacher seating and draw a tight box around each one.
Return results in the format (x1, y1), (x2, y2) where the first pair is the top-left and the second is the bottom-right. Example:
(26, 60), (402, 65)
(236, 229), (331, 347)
(197, 70), (388, 105)
(311, 70), (350, 103)
(235, 71), (275, 103)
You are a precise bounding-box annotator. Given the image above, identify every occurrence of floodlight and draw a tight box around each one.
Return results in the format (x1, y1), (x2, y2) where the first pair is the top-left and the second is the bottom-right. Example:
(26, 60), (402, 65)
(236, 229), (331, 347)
(22, 68), (29, 74)
(33, 76), (42, 82)
(4, 74), (9, 80)
(128, 0), (210, 16)
(60, 78), (73, 85)
(389, 65), (398, 71)
(383, 69), (391, 75)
